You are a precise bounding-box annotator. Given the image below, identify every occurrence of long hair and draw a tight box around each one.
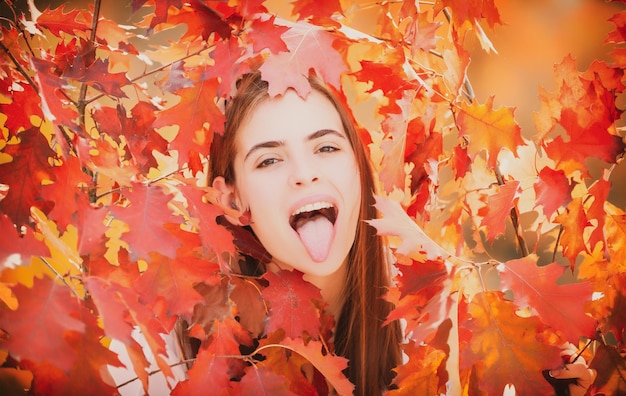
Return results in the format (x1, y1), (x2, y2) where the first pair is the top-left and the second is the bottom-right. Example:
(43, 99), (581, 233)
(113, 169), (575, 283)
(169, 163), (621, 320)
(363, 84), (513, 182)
(207, 72), (402, 394)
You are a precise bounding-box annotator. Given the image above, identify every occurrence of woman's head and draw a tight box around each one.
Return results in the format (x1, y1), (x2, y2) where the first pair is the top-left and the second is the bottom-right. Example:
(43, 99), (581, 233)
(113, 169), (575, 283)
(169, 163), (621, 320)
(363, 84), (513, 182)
(211, 73), (376, 279)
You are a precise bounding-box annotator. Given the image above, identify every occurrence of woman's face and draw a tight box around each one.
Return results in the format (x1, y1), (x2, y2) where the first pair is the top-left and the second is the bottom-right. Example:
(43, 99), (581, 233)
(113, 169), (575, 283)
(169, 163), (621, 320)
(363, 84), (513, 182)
(230, 89), (361, 278)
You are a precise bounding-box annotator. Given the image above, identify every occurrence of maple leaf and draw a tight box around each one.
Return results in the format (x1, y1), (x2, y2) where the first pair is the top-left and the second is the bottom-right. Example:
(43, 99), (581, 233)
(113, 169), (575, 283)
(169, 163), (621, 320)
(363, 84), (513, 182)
(587, 176), (611, 250)
(353, 60), (417, 114)
(479, 180), (521, 242)
(0, 127), (56, 230)
(259, 22), (349, 97)
(555, 198), (592, 268)
(435, 0), (502, 29)
(455, 96), (526, 170)
(451, 145), (472, 179)
(499, 255), (596, 342)
(164, 0), (232, 41)
(261, 270), (322, 339)
(460, 291), (561, 395)
(131, 0), (183, 30)
(110, 183), (183, 260)
(292, 0), (343, 28)
(533, 167), (574, 218)
(0, 276), (84, 373)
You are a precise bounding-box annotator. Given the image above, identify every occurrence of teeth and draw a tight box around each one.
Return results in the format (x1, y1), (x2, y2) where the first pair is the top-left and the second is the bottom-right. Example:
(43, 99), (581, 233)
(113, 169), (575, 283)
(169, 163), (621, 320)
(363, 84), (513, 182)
(292, 201), (334, 216)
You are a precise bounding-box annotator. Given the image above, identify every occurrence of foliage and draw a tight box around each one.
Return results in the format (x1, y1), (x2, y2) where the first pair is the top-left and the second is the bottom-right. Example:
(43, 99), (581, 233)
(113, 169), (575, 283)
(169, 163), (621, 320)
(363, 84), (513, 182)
(0, 0), (625, 394)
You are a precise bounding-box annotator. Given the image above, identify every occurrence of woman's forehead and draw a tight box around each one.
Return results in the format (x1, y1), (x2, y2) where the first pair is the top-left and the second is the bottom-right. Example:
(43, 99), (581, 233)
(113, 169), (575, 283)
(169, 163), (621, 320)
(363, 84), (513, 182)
(236, 89), (346, 147)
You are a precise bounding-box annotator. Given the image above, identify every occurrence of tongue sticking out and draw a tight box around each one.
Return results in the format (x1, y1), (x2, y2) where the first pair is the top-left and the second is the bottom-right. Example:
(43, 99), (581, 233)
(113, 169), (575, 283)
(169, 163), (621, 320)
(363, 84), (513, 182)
(295, 215), (334, 262)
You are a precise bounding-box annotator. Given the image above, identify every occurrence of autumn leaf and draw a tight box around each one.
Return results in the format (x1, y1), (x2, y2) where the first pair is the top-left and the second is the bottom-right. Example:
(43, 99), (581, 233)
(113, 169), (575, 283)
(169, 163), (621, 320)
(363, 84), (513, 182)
(589, 343), (626, 395)
(0, 127), (56, 230)
(292, 0), (343, 28)
(498, 255), (596, 342)
(455, 96), (526, 170)
(133, 251), (220, 319)
(0, 276), (84, 373)
(35, 4), (92, 36)
(387, 341), (446, 396)
(0, 214), (49, 264)
(554, 198), (592, 267)
(259, 22), (349, 97)
(533, 167), (574, 218)
(261, 270), (322, 339)
(0, 83), (43, 138)
(110, 183), (183, 260)
(234, 365), (295, 395)
(172, 347), (232, 395)
(460, 291), (561, 395)
(479, 180), (521, 242)
(246, 16), (290, 54)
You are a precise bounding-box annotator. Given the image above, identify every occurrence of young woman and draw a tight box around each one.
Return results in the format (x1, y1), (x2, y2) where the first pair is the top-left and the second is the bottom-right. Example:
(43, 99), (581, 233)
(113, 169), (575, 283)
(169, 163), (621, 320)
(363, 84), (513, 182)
(192, 72), (403, 394)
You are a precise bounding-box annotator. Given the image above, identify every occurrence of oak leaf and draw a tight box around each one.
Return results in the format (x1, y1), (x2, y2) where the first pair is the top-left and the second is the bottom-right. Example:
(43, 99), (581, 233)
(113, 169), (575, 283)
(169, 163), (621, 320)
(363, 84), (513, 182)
(479, 180), (521, 242)
(0, 127), (56, 230)
(554, 198), (591, 268)
(0, 83), (43, 138)
(460, 291), (561, 395)
(499, 255), (596, 342)
(246, 16), (289, 54)
(0, 276), (84, 373)
(110, 183), (183, 260)
(35, 5), (92, 36)
(261, 270), (322, 339)
(533, 167), (574, 218)
(388, 341), (446, 395)
(259, 22), (349, 97)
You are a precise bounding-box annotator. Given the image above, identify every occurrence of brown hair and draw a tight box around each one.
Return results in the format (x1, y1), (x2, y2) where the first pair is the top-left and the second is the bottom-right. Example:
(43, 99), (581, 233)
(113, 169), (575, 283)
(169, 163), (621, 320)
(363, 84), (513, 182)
(209, 72), (402, 394)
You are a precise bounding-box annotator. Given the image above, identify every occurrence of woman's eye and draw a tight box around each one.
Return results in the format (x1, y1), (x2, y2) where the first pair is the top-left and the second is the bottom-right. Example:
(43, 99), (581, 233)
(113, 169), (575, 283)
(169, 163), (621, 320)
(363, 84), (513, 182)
(257, 158), (280, 168)
(318, 145), (339, 153)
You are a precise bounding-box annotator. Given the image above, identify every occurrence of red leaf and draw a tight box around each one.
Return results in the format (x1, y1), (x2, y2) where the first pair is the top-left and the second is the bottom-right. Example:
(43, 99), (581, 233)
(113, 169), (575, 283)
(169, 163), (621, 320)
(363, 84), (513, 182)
(155, 76), (225, 168)
(292, 0), (343, 28)
(235, 365), (295, 395)
(110, 183), (183, 260)
(172, 347), (232, 394)
(31, 58), (80, 129)
(177, 184), (236, 261)
(166, 0), (232, 41)
(533, 167), (574, 218)
(36, 5), (92, 35)
(0, 277), (84, 372)
(205, 37), (253, 97)
(261, 271), (322, 339)
(544, 110), (625, 177)
(259, 22), (349, 97)
(134, 251), (220, 318)
(0, 214), (49, 264)
(246, 16), (289, 54)
(0, 127), (56, 230)
(460, 291), (561, 395)
(75, 197), (109, 256)
(435, 0), (502, 29)
(0, 83), (43, 138)
(499, 255), (597, 342)
(280, 337), (354, 396)
(479, 180), (521, 242)
(40, 155), (91, 231)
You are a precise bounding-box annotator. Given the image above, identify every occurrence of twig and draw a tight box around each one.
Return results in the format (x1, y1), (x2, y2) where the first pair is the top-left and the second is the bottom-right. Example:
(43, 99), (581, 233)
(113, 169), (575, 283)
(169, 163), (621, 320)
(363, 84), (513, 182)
(77, 0), (102, 125)
(0, 40), (38, 93)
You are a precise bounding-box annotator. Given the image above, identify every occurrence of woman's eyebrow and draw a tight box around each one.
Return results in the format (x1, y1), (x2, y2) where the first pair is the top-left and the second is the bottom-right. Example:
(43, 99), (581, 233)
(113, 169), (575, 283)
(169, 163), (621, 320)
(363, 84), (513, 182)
(243, 129), (345, 162)
(244, 140), (284, 162)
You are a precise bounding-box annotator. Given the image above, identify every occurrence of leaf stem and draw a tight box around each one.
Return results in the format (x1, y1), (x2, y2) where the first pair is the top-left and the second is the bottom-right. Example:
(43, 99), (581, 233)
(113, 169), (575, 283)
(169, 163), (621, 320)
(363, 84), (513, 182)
(494, 166), (529, 257)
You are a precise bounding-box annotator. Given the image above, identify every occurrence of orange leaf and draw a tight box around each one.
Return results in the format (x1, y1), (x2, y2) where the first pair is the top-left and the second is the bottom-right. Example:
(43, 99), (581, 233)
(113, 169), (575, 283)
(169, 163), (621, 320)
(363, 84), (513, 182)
(455, 96), (525, 169)
(555, 198), (591, 268)
(479, 180), (521, 242)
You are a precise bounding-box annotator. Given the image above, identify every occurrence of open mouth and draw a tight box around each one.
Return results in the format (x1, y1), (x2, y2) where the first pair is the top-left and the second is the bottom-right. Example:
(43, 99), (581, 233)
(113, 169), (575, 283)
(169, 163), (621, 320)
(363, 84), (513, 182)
(289, 201), (337, 230)
(289, 201), (338, 262)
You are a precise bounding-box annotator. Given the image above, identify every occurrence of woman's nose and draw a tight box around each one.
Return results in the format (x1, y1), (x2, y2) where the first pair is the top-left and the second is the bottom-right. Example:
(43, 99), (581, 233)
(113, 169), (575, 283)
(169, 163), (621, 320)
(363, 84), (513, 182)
(288, 156), (319, 186)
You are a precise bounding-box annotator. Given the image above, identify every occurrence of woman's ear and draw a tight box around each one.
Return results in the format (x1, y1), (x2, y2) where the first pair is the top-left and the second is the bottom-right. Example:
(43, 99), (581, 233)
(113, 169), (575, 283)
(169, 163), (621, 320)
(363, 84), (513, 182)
(212, 176), (244, 225)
